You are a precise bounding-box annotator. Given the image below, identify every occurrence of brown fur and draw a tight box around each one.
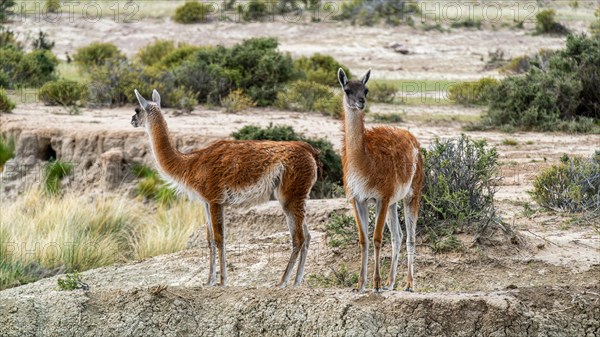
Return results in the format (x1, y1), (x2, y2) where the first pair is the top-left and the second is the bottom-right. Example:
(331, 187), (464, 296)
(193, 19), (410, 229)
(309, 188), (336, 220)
(132, 91), (318, 287)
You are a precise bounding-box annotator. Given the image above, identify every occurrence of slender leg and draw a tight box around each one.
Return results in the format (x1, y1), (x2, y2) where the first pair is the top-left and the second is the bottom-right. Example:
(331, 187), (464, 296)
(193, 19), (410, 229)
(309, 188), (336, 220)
(294, 221), (310, 286)
(403, 197), (418, 292)
(278, 200), (305, 288)
(384, 202), (402, 290)
(373, 198), (389, 291)
(209, 203), (227, 286)
(204, 202), (217, 286)
(353, 199), (370, 293)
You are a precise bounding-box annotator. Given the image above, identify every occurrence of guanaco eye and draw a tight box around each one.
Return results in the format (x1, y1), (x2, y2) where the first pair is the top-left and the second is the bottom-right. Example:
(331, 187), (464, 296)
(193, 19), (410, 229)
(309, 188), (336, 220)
(344, 89), (351, 95)
(365, 89), (369, 95)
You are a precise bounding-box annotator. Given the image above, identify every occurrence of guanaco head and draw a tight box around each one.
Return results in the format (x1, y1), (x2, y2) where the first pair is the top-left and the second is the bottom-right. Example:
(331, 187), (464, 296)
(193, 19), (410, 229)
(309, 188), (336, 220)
(338, 68), (371, 111)
(132, 89), (161, 128)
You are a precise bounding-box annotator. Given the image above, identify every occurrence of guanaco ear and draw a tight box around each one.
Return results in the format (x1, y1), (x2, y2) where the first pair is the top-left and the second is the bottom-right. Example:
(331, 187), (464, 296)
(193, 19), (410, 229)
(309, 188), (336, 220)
(152, 89), (161, 108)
(134, 89), (149, 111)
(361, 69), (371, 85)
(338, 68), (348, 88)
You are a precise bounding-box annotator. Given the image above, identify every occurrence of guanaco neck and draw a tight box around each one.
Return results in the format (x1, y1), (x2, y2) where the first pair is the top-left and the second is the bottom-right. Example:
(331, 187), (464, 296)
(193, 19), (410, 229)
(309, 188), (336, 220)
(145, 110), (186, 177)
(342, 95), (366, 159)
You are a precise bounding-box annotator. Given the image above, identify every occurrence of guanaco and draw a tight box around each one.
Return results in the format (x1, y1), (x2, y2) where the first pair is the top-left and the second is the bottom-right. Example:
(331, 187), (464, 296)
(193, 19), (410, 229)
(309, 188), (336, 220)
(337, 69), (424, 292)
(132, 89), (319, 287)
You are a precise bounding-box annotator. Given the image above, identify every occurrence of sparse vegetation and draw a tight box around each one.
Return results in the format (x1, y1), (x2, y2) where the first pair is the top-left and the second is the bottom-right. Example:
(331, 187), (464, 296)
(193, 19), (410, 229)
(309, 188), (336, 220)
(294, 53), (352, 87)
(426, 230), (465, 253)
(484, 34), (600, 133)
(306, 263), (358, 288)
(132, 163), (178, 206)
(232, 124), (343, 198)
(221, 89), (255, 113)
(172, 1), (214, 24)
(31, 30), (55, 51)
(275, 80), (343, 118)
(73, 42), (125, 68)
(535, 9), (569, 35)
(45, 0), (60, 13)
(531, 153), (599, 214)
(57, 270), (86, 291)
(502, 138), (519, 146)
(39, 79), (86, 108)
(450, 18), (482, 30)
(371, 112), (403, 123)
(336, 0), (420, 26)
(369, 82), (397, 103)
(44, 160), (73, 195)
(0, 88), (15, 113)
(420, 134), (501, 237)
(448, 78), (498, 106)
(324, 213), (356, 248)
(0, 135), (15, 170)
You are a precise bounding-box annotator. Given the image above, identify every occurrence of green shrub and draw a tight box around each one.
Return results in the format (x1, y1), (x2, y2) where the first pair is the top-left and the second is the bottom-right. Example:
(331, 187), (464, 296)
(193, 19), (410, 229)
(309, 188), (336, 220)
(531, 153), (599, 213)
(0, 88), (15, 113)
(176, 38), (294, 106)
(44, 160), (74, 195)
(231, 124), (343, 198)
(450, 18), (482, 29)
(73, 42), (125, 68)
(56, 270), (86, 291)
(484, 34), (600, 132)
(39, 79), (86, 107)
(535, 9), (569, 35)
(275, 80), (343, 118)
(31, 30), (55, 51)
(420, 134), (500, 236)
(173, 1), (212, 23)
(324, 213), (356, 248)
(224, 37), (294, 106)
(0, 26), (21, 50)
(0, 0), (15, 22)
(0, 135), (15, 170)
(45, 0), (60, 13)
(448, 78), (499, 106)
(336, 0), (419, 26)
(221, 89), (255, 113)
(87, 58), (140, 107)
(168, 86), (198, 113)
(306, 263), (358, 288)
(136, 40), (176, 66)
(294, 53), (352, 87)
(241, 0), (269, 21)
(369, 82), (397, 103)
(0, 48), (58, 88)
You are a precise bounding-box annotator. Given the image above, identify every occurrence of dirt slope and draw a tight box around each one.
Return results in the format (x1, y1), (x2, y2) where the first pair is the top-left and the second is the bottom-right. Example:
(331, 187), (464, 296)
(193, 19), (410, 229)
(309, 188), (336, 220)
(1, 255), (598, 337)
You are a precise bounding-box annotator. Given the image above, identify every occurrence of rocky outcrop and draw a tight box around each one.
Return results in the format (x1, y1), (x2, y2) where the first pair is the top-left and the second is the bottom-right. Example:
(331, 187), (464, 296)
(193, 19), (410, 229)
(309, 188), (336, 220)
(0, 125), (217, 199)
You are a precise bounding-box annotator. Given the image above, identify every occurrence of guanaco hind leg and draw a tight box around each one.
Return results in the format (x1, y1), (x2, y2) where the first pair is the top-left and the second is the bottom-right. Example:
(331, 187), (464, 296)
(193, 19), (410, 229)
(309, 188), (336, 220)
(403, 197), (418, 292)
(278, 199), (306, 288)
(384, 202), (403, 290)
(204, 202), (217, 286)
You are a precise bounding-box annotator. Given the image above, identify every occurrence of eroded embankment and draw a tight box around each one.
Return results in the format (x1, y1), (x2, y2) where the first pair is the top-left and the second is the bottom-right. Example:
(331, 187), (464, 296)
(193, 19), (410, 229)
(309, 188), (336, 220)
(1, 283), (598, 337)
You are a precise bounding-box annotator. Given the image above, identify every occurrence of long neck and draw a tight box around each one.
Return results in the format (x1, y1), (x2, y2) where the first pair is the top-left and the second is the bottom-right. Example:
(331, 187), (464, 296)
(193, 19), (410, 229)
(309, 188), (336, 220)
(145, 112), (185, 177)
(342, 96), (366, 158)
